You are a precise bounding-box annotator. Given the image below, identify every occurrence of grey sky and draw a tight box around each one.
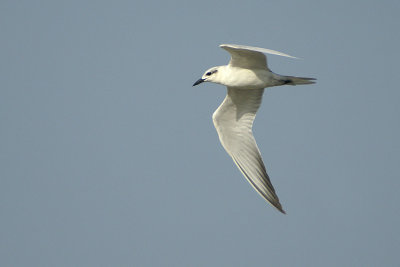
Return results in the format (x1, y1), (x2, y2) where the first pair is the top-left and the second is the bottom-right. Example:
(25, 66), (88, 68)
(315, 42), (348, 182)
(1, 0), (399, 266)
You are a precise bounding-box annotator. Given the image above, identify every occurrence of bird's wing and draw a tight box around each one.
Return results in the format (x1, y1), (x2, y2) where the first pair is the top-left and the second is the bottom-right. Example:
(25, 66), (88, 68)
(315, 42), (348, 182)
(220, 44), (297, 70)
(212, 87), (285, 213)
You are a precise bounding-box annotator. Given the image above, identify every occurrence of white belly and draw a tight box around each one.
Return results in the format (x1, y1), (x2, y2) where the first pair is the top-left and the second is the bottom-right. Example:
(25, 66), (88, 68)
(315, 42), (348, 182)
(222, 67), (276, 89)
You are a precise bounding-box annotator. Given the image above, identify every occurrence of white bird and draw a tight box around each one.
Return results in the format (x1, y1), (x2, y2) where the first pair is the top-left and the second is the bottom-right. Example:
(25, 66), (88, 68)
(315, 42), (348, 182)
(193, 44), (316, 214)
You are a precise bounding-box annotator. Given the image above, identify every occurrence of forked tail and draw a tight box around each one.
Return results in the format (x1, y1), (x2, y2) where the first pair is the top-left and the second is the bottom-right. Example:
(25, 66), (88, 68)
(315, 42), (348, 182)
(281, 75), (316, 85)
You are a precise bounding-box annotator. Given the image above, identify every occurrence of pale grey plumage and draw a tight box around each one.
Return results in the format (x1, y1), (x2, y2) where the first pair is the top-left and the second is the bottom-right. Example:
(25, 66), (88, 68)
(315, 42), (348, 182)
(212, 87), (285, 213)
(193, 44), (316, 213)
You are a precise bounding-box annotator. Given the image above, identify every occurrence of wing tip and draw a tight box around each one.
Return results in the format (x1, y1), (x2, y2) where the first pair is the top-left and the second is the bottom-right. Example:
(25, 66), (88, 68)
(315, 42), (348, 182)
(272, 201), (286, 214)
(277, 205), (286, 214)
(219, 43), (298, 59)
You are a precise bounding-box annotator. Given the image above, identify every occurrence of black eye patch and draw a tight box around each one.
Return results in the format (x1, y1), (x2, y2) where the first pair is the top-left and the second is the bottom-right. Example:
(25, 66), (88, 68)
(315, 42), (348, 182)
(206, 70), (218, 76)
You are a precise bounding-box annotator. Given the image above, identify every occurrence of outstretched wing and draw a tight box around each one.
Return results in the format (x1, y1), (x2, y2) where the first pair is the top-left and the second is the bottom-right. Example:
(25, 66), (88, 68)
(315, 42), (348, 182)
(220, 44), (297, 70)
(212, 87), (285, 213)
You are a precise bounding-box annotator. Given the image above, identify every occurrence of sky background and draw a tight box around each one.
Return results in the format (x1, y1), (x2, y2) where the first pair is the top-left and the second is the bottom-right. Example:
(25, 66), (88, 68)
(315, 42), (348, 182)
(1, 0), (400, 266)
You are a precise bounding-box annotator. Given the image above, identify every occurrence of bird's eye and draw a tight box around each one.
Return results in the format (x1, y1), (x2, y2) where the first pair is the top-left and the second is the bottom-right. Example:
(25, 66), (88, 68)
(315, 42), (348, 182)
(206, 72), (212, 76)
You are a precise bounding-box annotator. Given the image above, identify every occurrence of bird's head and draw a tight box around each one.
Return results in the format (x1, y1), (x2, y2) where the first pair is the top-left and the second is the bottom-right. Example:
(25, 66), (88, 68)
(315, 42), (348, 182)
(192, 67), (220, 86)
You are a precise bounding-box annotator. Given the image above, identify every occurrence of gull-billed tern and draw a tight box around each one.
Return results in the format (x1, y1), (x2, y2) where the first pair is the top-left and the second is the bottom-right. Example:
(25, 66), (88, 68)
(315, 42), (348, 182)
(193, 44), (316, 213)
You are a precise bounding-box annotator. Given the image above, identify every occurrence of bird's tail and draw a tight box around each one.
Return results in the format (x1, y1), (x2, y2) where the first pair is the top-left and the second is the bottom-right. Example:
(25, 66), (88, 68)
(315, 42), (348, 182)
(281, 75), (316, 85)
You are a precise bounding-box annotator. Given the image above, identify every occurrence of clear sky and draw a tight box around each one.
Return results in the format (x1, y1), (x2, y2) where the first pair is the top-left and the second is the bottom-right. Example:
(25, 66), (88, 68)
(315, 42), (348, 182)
(1, 0), (399, 266)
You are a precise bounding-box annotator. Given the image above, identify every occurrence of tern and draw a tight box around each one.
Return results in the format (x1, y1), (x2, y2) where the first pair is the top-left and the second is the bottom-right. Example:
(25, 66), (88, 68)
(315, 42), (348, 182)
(193, 44), (316, 214)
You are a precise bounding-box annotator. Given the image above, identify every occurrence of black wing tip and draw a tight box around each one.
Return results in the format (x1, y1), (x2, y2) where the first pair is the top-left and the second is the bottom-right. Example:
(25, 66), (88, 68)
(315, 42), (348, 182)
(265, 196), (286, 214)
(275, 203), (286, 214)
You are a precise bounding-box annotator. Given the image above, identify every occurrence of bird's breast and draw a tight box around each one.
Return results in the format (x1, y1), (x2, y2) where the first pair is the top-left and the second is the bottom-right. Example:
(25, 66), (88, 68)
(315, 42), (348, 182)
(222, 68), (274, 89)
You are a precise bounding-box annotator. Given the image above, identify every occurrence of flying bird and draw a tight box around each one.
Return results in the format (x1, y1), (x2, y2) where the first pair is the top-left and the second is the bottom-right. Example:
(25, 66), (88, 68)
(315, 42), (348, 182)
(193, 44), (316, 213)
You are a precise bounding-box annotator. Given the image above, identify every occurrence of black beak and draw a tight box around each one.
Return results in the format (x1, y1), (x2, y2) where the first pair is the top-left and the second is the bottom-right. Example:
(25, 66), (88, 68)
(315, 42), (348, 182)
(192, 78), (205, 86)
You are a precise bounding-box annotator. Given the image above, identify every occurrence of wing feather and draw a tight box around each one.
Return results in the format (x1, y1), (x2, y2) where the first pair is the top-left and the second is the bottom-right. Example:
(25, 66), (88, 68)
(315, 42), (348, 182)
(220, 44), (297, 70)
(212, 87), (285, 213)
